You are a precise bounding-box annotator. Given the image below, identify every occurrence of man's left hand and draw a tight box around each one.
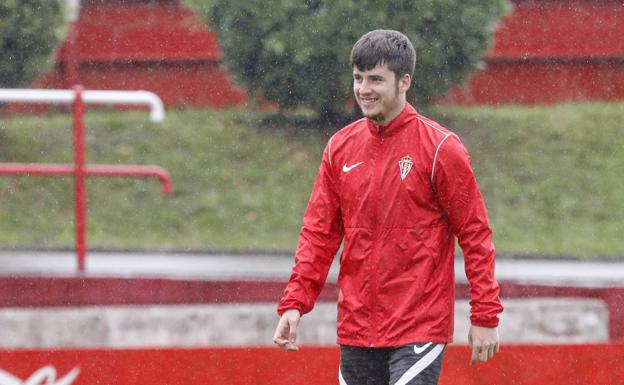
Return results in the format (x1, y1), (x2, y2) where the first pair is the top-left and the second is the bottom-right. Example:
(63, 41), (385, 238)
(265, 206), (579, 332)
(468, 325), (500, 365)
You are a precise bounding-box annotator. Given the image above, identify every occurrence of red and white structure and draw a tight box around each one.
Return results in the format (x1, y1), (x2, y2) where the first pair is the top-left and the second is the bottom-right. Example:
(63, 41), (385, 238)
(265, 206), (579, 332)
(0, 87), (172, 272)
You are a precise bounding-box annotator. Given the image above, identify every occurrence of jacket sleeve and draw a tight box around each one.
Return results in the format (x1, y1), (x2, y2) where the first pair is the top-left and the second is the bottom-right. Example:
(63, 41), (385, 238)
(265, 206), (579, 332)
(432, 134), (503, 327)
(277, 142), (344, 316)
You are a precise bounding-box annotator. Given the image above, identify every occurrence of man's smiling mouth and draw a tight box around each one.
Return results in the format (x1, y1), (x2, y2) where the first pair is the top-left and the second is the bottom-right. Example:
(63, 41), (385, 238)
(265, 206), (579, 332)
(359, 97), (379, 105)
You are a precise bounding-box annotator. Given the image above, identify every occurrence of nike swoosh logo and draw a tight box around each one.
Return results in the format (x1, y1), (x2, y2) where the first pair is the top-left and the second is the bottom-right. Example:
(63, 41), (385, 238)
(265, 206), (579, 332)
(414, 342), (432, 355)
(342, 162), (364, 172)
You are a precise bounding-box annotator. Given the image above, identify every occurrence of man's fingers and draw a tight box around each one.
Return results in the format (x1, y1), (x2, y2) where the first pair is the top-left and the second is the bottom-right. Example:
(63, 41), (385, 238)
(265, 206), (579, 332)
(486, 346), (493, 361)
(273, 319), (287, 343)
(479, 346), (489, 362)
(487, 344), (496, 360)
(273, 338), (299, 352)
(272, 327), (283, 343)
(481, 344), (490, 362)
(273, 335), (299, 352)
(288, 322), (297, 344)
(273, 334), (298, 351)
(272, 322), (290, 348)
(273, 317), (292, 347)
(470, 343), (480, 365)
(284, 342), (300, 352)
(468, 326), (500, 365)
(273, 312), (301, 352)
(471, 341), (499, 364)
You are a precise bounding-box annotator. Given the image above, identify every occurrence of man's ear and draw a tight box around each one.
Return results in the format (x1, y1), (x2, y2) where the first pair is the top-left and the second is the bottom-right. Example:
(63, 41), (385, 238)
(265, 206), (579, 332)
(399, 74), (412, 94)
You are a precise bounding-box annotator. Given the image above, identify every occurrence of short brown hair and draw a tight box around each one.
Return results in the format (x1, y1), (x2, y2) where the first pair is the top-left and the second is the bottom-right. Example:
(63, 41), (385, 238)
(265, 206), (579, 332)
(350, 29), (416, 81)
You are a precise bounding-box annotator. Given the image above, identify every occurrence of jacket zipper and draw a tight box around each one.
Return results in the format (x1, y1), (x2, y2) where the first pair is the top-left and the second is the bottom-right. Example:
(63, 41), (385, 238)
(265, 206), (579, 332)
(368, 129), (385, 346)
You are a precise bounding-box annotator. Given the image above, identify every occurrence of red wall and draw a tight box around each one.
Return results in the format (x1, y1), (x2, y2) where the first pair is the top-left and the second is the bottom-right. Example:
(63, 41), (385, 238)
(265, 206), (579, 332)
(444, 0), (624, 105)
(1, 345), (623, 385)
(72, 62), (245, 108)
(445, 60), (624, 105)
(487, 0), (624, 58)
(57, 5), (221, 62)
(31, 2), (246, 109)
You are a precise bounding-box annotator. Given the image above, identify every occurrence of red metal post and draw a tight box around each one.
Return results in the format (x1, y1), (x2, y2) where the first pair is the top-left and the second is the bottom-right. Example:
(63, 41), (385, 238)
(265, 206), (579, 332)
(66, 22), (79, 88)
(73, 86), (87, 272)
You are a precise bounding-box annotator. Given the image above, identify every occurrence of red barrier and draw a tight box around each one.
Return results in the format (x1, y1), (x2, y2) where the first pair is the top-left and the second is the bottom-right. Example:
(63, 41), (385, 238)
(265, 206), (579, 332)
(2, 276), (623, 341)
(0, 345), (622, 385)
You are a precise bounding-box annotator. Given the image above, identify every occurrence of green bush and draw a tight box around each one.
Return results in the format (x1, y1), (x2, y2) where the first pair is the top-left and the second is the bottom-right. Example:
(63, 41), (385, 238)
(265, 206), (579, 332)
(0, 0), (64, 87)
(199, 0), (509, 120)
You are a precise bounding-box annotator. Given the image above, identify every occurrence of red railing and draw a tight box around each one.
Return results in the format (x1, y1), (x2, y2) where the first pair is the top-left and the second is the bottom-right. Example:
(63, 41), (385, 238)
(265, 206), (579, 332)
(0, 86), (172, 273)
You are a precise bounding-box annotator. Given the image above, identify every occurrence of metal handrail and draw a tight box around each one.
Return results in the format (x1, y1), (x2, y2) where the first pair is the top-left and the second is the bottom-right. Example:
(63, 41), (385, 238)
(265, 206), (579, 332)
(0, 86), (171, 273)
(0, 88), (165, 122)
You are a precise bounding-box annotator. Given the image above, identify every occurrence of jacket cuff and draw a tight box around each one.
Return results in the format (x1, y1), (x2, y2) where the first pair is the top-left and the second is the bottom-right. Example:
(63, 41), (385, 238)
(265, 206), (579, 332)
(277, 302), (304, 317)
(470, 315), (500, 328)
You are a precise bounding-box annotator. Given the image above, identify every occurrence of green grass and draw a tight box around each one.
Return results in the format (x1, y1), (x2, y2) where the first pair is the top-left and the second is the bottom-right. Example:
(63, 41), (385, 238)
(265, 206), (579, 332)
(0, 108), (325, 251)
(434, 103), (624, 258)
(1, 103), (623, 258)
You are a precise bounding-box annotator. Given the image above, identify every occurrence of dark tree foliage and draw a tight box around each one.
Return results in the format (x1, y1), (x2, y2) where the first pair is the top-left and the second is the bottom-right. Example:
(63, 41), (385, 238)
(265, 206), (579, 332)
(0, 0), (64, 87)
(191, 0), (510, 120)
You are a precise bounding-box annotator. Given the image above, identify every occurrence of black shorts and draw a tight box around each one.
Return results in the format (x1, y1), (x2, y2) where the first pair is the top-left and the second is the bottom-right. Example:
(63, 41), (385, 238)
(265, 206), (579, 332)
(339, 342), (445, 385)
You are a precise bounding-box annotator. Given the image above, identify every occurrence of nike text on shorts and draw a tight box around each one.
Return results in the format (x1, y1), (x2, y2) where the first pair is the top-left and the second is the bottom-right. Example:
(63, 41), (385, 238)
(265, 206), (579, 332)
(339, 342), (445, 385)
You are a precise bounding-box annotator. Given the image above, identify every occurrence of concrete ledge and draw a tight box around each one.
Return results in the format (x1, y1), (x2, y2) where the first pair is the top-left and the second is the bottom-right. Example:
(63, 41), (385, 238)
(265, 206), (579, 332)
(0, 298), (608, 348)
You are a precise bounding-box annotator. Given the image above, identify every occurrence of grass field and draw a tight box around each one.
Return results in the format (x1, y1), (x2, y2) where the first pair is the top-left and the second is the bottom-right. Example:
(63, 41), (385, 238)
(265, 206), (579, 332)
(435, 103), (624, 258)
(0, 103), (623, 258)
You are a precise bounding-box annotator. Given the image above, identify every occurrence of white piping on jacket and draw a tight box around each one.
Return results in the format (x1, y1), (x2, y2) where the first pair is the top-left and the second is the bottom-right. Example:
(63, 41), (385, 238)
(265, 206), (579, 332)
(431, 133), (452, 183)
(328, 136), (333, 167)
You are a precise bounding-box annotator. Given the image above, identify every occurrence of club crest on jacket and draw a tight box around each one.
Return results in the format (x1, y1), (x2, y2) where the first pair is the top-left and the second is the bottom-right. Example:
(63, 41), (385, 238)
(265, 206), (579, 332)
(399, 155), (413, 180)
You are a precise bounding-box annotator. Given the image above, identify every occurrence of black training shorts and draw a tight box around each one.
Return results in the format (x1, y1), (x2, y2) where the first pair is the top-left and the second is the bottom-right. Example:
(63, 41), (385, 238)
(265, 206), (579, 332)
(339, 342), (445, 385)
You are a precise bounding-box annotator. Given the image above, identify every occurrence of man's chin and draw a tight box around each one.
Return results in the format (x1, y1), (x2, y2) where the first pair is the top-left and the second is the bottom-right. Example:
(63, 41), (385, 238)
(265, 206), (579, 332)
(362, 110), (384, 122)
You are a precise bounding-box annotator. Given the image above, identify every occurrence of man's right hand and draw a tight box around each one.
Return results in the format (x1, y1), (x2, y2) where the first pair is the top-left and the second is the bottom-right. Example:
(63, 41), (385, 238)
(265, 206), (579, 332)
(468, 325), (500, 365)
(273, 309), (301, 351)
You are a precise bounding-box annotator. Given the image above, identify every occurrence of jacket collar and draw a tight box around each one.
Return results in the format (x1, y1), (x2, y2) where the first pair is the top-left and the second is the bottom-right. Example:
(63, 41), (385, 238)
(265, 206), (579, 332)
(366, 103), (417, 137)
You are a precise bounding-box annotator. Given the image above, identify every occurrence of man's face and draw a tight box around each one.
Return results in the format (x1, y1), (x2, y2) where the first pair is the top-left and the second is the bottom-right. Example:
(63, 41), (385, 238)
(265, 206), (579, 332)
(353, 63), (410, 126)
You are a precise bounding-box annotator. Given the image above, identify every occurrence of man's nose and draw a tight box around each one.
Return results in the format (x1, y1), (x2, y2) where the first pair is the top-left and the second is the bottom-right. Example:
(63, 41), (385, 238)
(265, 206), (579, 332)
(358, 79), (372, 93)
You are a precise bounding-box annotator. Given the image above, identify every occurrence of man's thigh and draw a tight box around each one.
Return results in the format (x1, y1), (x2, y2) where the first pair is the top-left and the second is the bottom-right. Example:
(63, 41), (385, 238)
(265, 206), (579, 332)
(388, 343), (445, 385)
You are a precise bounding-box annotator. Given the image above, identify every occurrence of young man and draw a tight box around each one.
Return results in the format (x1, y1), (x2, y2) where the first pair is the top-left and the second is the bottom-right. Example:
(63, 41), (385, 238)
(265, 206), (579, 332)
(273, 29), (503, 385)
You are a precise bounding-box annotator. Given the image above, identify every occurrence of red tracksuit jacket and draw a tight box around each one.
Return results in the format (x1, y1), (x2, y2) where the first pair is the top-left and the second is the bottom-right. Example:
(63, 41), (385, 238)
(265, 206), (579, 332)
(278, 103), (503, 347)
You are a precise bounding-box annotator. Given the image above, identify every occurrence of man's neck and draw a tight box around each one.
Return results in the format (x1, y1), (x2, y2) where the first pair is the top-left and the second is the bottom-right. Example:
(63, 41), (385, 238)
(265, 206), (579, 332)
(374, 99), (406, 126)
